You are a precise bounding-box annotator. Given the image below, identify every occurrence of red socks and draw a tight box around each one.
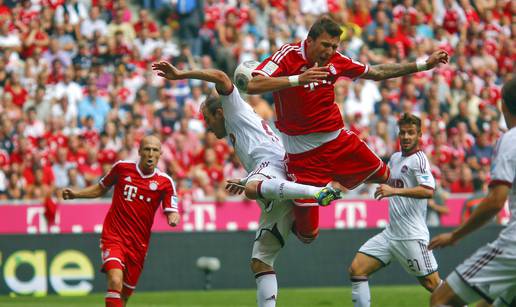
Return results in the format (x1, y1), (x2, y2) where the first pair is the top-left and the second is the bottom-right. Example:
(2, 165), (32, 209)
(105, 289), (123, 307)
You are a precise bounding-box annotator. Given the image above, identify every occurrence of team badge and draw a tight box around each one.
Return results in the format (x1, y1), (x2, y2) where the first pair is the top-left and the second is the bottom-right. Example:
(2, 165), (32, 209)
(329, 64), (337, 75)
(102, 249), (110, 259)
(401, 165), (408, 173)
(149, 181), (158, 191)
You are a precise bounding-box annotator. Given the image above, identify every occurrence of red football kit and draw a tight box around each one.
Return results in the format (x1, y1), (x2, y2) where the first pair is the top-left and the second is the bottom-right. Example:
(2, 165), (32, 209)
(99, 160), (178, 295)
(253, 40), (389, 240)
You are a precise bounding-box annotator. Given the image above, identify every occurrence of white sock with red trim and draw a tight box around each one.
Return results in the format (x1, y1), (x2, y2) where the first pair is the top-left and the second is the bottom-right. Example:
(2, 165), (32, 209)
(105, 289), (123, 307)
(258, 179), (320, 200)
(351, 277), (370, 307)
(255, 271), (277, 307)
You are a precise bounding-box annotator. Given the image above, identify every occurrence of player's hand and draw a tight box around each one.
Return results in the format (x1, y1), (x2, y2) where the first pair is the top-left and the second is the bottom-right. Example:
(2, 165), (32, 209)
(167, 212), (180, 227)
(426, 50), (449, 70)
(428, 232), (457, 250)
(152, 61), (183, 80)
(298, 62), (329, 85)
(61, 188), (76, 200)
(374, 184), (397, 200)
(225, 179), (245, 196)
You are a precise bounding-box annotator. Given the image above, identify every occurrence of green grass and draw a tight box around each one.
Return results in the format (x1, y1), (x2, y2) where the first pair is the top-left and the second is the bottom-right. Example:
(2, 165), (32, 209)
(0, 285), (435, 306)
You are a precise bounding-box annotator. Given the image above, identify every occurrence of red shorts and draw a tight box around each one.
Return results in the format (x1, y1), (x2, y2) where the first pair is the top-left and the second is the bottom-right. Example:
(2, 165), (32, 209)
(285, 130), (389, 238)
(100, 240), (146, 296)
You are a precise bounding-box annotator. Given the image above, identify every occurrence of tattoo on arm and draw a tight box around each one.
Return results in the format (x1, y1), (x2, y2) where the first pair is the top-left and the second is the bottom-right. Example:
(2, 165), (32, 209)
(364, 62), (418, 81)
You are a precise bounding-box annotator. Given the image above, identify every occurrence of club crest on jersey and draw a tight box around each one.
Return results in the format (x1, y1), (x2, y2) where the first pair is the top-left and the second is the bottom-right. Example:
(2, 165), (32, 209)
(328, 64), (337, 75)
(102, 249), (110, 259)
(401, 165), (408, 173)
(149, 181), (158, 191)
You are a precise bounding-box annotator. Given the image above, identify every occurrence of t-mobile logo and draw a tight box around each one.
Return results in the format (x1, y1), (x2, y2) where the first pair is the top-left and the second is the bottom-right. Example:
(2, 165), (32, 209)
(123, 185), (138, 201)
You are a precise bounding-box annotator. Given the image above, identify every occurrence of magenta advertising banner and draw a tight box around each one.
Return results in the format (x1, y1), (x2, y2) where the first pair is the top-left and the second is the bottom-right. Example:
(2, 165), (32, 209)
(0, 198), (510, 235)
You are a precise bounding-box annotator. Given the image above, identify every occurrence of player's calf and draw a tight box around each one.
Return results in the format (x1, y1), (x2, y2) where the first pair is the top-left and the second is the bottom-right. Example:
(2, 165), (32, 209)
(105, 268), (124, 307)
(251, 258), (278, 307)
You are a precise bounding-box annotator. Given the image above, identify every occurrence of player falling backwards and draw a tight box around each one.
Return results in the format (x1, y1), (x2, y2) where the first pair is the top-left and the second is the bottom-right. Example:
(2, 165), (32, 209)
(62, 135), (180, 307)
(248, 16), (449, 244)
(429, 77), (516, 306)
(152, 61), (340, 307)
(349, 114), (442, 307)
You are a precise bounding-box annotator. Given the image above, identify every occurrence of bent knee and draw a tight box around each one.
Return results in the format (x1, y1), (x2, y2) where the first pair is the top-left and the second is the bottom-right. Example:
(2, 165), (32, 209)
(250, 258), (272, 274)
(244, 181), (260, 199)
(296, 231), (318, 244)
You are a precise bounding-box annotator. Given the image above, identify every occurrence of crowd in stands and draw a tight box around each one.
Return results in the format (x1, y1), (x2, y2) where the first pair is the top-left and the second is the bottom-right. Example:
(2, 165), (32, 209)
(0, 0), (513, 207)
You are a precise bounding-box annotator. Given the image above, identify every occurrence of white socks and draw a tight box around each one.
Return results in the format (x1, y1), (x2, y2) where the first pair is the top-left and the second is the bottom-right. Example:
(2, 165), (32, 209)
(351, 277), (370, 307)
(258, 179), (320, 201)
(256, 271), (277, 307)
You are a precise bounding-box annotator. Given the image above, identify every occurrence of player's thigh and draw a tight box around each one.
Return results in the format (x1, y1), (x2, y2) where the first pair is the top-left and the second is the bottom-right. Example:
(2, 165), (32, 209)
(390, 239), (438, 278)
(430, 281), (468, 307)
(331, 131), (385, 189)
(354, 231), (392, 275)
(252, 200), (293, 268)
(121, 255), (145, 297)
(416, 271), (442, 292)
(448, 240), (516, 305)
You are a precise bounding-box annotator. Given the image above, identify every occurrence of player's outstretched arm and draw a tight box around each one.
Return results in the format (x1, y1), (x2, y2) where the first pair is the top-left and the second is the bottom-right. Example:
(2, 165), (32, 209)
(61, 184), (108, 200)
(152, 61), (233, 95)
(374, 184), (434, 200)
(247, 63), (329, 94)
(363, 50), (449, 81)
(429, 184), (509, 250)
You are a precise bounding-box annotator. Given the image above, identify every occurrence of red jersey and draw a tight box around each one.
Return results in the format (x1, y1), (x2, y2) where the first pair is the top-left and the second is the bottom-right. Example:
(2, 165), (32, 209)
(99, 161), (178, 249)
(253, 41), (368, 135)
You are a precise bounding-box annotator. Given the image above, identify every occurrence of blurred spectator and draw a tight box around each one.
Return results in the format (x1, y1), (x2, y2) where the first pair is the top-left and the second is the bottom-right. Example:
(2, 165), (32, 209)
(0, 0), (511, 203)
(427, 170), (449, 226)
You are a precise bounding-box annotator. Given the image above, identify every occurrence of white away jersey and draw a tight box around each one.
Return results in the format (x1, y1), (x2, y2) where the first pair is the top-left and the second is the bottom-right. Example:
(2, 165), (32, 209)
(490, 127), (516, 244)
(221, 86), (285, 172)
(384, 151), (436, 241)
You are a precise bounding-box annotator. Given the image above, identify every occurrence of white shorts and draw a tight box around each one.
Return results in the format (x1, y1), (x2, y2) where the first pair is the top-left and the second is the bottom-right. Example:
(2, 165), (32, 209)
(358, 231), (438, 277)
(447, 239), (516, 306)
(247, 161), (294, 267)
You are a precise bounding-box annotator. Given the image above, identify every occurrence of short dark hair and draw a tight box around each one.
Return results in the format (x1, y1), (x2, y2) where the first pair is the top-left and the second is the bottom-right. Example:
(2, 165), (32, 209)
(397, 113), (422, 131)
(202, 94), (222, 115)
(307, 16), (342, 40)
(502, 76), (516, 115)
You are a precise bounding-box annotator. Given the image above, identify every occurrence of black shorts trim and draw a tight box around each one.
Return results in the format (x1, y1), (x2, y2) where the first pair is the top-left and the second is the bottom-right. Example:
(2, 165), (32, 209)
(357, 251), (389, 267)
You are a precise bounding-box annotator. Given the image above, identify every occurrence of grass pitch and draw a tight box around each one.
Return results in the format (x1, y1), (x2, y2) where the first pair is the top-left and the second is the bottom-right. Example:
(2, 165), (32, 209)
(0, 285), (440, 306)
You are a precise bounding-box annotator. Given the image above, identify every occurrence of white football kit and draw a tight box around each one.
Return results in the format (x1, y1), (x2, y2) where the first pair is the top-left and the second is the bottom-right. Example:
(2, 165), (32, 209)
(221, 86), (293, 266)
(359, 151), (438, 277)
(447, 127), (516, 306)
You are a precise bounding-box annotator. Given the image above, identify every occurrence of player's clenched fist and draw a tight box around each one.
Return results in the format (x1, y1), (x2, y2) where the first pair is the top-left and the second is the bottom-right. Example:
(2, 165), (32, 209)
(62, 188), (76, 200)
(374, 184), (396, 200)
(167, 212), (180, 227)
(299, 63), (329, 85)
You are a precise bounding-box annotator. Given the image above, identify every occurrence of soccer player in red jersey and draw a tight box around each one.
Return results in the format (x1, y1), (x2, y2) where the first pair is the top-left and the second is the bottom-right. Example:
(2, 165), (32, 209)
(248, 16), (449, 243)
(62, 135), (180, 307)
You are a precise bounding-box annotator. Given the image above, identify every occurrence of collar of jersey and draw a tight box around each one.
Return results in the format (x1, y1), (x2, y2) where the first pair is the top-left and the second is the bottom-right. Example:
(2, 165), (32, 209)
(136, 161), (156, 178)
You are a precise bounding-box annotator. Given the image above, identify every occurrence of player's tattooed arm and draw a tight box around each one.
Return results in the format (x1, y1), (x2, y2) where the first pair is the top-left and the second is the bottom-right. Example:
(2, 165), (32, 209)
(152, 61), (233, 95)
(61, 184), (108, 200)
(363, 50), (449, 81)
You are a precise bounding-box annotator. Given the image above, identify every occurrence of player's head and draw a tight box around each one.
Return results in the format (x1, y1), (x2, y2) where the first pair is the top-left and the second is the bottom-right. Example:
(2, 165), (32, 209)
(138, 135), (161, 173)
(501, 76), (516, 129)
(397, 113), (422, 155)
(306, 16), (342, 66)
(201, 94), (227, 139)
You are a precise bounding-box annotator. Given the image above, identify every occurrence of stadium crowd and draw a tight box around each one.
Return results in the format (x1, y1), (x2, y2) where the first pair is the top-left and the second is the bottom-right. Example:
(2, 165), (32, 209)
(0, 0), (513, 205)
